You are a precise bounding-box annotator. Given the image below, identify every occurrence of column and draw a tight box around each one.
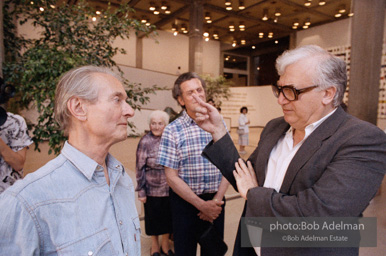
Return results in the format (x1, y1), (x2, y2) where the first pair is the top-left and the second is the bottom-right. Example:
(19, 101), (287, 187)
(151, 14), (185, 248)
(188, 0), (204, 74)
(348, 0), (385, 124)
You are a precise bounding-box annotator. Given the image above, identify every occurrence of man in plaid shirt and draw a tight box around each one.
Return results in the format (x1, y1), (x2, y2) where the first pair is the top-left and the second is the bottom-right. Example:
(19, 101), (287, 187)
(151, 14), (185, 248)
(157, 72), (229, 256)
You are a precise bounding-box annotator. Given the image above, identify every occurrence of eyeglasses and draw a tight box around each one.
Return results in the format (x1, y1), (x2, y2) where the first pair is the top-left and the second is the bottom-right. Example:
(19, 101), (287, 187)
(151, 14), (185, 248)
(271, 84), (318, 101)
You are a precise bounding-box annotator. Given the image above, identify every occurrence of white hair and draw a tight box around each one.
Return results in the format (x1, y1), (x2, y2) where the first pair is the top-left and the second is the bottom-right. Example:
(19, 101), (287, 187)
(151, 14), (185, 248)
(148, 110), (169, 125)
(276, 45), (347, 107)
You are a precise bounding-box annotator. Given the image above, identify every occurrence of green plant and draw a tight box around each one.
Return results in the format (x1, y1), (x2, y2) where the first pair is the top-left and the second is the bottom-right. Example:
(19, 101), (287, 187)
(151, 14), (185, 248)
(201, 74), (232, 108)
(3, 0), (159, 155)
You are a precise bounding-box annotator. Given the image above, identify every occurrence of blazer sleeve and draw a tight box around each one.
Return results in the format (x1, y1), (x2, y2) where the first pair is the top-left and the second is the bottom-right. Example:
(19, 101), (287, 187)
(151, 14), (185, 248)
(202, 133), (240, 191)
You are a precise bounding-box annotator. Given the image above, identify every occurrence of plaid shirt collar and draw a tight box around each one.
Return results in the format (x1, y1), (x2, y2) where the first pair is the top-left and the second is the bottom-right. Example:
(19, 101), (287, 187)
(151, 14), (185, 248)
(180, 110), (196, 126)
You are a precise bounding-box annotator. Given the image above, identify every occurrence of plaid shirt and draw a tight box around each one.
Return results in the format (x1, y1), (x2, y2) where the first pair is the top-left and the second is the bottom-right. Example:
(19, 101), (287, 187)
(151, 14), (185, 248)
(157, 111), (222, 195)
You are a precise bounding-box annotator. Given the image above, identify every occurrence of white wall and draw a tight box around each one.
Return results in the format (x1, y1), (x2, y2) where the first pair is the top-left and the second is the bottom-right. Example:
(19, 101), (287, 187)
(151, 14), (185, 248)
(221, 86), (283, 128)
(296, 18), (352, 48)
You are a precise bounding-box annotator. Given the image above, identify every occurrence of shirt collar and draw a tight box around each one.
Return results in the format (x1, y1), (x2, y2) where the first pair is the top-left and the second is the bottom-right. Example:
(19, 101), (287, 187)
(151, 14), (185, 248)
(180, 110), (196, 126)
(61, 141), (124, 181)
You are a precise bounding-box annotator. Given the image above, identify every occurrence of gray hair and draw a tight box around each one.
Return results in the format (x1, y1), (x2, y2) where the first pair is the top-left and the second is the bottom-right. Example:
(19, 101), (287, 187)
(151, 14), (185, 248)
(148, 110), (169, 125)
(54, 65), (121, 135)
(172, 72), (206, 107)
(276, 45), (347, 107)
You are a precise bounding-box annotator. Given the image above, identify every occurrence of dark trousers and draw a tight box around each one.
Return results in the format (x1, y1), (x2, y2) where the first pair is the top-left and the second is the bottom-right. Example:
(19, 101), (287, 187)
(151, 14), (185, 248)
(169, 189), (225, 256)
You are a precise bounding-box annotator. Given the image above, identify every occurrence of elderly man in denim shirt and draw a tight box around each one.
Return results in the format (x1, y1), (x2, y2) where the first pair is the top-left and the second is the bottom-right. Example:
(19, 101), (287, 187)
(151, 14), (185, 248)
(0, 66), (141, 255)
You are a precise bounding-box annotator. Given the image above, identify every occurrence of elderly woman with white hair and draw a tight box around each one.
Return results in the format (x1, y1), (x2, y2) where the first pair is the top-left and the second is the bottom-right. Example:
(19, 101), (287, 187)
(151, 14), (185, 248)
(135, 110), (174, 256)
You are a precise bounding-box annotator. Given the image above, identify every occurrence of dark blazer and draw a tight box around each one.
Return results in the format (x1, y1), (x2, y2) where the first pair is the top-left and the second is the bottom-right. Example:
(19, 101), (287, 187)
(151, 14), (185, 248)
(203, 107), (386, 256)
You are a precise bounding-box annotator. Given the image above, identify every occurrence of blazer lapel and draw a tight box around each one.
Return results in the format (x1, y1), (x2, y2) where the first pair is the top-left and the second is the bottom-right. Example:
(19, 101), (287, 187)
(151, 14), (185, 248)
(280, 107), (348, 193)
(254, 120), (289, 185)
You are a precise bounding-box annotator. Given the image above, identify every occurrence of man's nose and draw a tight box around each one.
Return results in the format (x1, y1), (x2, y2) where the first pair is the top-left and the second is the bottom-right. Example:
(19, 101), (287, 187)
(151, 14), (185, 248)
(124, 102), (135, 117)
(277, 91), (288, 105)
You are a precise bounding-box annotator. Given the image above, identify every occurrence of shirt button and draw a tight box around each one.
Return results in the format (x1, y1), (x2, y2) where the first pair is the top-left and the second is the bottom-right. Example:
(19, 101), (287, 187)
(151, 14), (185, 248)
(115, 165), (121, 169)
(88, 251), (93, 256)
(119, 220), (123, 225)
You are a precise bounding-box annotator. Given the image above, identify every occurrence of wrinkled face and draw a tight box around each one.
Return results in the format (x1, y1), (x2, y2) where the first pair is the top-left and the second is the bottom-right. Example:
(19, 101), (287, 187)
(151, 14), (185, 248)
(177, 78), (206, 117)
(84, 73), (134, 145)
(149, 116), (166, 137)
(277, 59), (328, 131)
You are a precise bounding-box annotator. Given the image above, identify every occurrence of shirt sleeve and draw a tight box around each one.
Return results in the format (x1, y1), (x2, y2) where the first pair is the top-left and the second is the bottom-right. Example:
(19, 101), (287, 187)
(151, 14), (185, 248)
(156, 126), (179, 170)
(0, 192), (40, 255)
(10, 115), (33, 152)
(135, 136), (148, 198)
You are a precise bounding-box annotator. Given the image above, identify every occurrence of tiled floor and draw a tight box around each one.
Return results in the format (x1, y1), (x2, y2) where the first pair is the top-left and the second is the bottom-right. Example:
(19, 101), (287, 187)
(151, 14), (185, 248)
(23, 128), (385, 256)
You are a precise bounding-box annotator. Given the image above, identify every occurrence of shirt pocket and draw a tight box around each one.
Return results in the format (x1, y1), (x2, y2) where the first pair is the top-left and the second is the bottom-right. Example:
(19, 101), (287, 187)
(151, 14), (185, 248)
(56, 228), (118, 256)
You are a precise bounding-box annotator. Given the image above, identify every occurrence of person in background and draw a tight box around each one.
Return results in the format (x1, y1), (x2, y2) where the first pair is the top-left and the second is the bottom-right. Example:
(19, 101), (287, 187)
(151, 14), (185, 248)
(0, 77), (33, 193)
(192, 45), (386, 255)
(238, 106), (250, 154)
(136, 110), (174, 256)
(157, 72), (229, 256)
(0, 66), (141, 255)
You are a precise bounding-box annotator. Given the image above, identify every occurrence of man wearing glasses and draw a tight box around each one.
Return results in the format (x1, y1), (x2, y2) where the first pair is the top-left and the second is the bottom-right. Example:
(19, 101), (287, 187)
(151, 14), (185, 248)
(192, 45), (386, 255)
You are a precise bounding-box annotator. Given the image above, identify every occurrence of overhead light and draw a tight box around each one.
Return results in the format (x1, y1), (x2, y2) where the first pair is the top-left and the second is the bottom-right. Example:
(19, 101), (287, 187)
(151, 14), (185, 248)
(318, 0), (326, 5)
(262, 9), (268, 21)
(239, 21), (245, 31)
(50, 4), (55, 8)
(274, 8), (281, 17)
(335, 12), (342, 18)
(39, 7), (44, 12)
(226, 6), (232, 11)
(232, 40), (237, 47)
(275, 40), (278, 44)
(304, 0), (312, 7)
(146, 21), (151, 26)
(241, 39), (246, 45)
(181, 23), (187, 31)
(213, 31), (219, 39)
(259, 32), (264, 38)
(149, 1), (156, 11)
(225, 0), (232, 6)
(203, 31), (210, 37)
(171, 23), (178, 31)
(205, 12), (211, 20)
(153, 7), (160, 15)
(293, 19), (300, 26)
(252, 45), (256, 49)
(239, 0), (245, 10)
(173, 31), (178, 36)
(92, 17), (97, 22)
(207, 19), (212, 24)
(161, 1), (167, 10)
(338, 5), (346, 13)
(304, 17), (311, 26)
(274, 17), (279, 23)
(165, 7), (171, 14)
(95, 10), (101, 15)
(205, 37), (210, 42)
(348, 12), (354, 17)
(229, 22), (235, 32)
(292, 25), (298, 29)
(303, 24), (309, 29)
(268, 32), (273, 38)
(141, 16), (147, 23)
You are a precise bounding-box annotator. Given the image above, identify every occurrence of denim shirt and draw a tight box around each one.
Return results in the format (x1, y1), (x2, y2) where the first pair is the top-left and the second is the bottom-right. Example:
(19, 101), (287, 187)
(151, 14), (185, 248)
(0, 142), (141, 256)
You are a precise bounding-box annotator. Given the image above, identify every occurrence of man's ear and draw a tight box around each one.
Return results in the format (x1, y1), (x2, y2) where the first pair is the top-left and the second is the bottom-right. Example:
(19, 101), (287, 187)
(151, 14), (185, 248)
(322, 86), (337, 105)
(67, 97), (88, 121)
(177, 95), (185, 107)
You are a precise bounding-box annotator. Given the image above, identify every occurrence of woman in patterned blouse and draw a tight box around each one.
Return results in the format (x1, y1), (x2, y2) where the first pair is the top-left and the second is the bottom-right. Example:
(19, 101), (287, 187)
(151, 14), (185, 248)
(136, 110), (174, 256)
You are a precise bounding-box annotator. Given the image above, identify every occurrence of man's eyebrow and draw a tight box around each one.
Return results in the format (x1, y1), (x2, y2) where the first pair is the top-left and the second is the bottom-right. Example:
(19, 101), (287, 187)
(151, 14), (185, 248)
(111, 91), (128, 99)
